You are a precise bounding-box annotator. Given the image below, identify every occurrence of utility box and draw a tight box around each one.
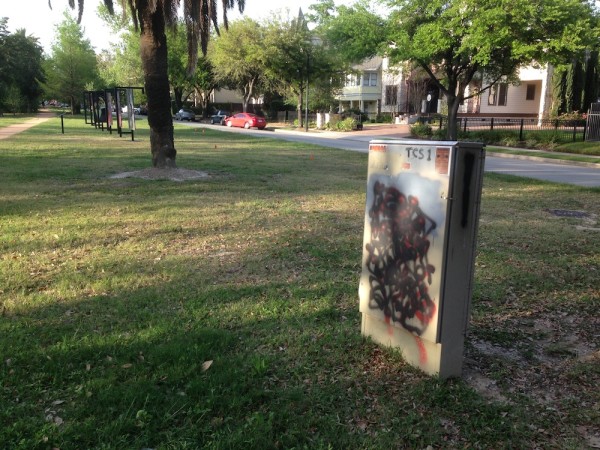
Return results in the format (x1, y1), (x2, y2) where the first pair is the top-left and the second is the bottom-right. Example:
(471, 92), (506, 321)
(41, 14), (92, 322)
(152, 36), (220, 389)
(359, 140), (485, 378)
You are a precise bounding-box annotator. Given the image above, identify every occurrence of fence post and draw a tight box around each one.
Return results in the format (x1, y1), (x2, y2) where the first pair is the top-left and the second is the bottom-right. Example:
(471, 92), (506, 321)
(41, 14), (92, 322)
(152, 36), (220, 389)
(573, 124), (577, 142)
(490, 117), (494, 131)
(60, 114), (65, 134)
(463, 118), (467, 133)
(519, 119), (524, 141)
(583, 120), (587, 141)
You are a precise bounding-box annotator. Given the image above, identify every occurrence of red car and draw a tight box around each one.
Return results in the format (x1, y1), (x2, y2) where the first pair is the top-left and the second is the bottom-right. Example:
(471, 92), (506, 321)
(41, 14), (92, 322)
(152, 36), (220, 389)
(225, 113), (267, 130)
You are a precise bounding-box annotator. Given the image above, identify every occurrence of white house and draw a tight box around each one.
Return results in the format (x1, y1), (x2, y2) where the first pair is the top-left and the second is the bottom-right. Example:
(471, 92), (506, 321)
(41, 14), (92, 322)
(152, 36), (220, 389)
(336, 56), (384, 116)
(336, 56), (554, 121)
(472, 65), (553, 121)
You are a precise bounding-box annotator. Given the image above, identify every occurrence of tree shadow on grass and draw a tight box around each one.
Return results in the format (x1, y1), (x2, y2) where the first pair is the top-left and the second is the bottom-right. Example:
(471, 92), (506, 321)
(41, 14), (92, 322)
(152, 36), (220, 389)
(1, 243), (539, 450)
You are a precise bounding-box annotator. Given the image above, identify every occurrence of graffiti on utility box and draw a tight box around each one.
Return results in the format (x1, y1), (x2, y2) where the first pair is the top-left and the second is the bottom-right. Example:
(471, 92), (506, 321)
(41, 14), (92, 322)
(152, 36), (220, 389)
(363, 181), (438, 337)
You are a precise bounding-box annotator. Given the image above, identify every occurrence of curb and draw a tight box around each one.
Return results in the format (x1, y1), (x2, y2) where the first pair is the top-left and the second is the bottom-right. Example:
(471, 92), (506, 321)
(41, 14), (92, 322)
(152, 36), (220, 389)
(270, 127), (600, 168)
(486, 151), (600, 169)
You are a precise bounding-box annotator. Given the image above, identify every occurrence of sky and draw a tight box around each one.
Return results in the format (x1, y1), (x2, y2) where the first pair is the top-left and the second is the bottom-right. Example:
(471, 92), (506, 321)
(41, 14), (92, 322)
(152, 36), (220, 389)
(2, 0), (355, 54)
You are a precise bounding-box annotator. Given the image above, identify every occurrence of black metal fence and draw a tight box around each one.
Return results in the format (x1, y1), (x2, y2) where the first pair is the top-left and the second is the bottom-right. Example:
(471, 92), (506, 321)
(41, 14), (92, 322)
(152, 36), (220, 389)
(434, 116), (588, 142)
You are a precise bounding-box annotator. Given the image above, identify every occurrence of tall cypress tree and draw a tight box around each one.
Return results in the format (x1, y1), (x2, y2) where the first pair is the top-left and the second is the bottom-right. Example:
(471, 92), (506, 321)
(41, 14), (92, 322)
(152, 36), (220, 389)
(551, 65), (568, 117)
(583, 50), (599, 112)
(572, 60), (584, 112)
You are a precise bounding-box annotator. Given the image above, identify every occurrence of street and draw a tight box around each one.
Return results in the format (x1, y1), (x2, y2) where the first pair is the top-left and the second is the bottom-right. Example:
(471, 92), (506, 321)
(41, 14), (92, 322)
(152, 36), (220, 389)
(189, 122), (600, 188)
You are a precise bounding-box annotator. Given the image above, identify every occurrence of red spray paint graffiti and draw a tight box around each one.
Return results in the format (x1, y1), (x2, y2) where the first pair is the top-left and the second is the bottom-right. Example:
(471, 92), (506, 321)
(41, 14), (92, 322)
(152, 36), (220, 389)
(364, 181), (437, 336)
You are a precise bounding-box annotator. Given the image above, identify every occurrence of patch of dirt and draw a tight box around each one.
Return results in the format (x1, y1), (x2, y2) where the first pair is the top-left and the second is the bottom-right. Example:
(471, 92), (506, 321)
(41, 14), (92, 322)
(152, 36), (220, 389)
(110, 167), (210, 182)
(464, 316), (600, 448)
(462, 363), (509, 403)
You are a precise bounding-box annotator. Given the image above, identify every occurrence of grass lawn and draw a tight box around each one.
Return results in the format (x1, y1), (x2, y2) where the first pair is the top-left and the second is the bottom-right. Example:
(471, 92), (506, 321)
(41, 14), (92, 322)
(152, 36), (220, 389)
(0, 114), (42, 127)
(556, 140), (600, 156)
(1, 116), (599, 449)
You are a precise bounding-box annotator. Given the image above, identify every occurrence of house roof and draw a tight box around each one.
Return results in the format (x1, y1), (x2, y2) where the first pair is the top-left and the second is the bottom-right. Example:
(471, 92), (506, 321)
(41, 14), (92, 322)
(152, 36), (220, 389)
(353, 56), (383, 72)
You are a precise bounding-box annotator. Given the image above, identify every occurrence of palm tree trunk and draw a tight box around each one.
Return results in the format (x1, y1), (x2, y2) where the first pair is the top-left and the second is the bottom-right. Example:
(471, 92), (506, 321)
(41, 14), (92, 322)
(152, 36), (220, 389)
(140, 8), (176, 168)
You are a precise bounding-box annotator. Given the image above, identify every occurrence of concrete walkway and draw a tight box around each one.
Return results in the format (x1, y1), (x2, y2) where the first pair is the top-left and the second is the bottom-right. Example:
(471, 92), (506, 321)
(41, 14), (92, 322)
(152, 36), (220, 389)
(0, 110), (56, 140)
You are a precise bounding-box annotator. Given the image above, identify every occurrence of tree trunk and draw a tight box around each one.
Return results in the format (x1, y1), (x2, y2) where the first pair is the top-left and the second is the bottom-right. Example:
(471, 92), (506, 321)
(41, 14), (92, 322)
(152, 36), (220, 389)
(297, 90), (303, 128)
(199, 90), (210, 118)
(173, 87), (184, 112)
(446, 92), (461, 140)
(140, 8), (176, 168)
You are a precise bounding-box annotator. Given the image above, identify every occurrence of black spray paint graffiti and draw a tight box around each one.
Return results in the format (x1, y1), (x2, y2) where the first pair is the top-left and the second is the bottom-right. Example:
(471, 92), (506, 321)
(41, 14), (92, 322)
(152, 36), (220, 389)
(364, 181), (437, 336)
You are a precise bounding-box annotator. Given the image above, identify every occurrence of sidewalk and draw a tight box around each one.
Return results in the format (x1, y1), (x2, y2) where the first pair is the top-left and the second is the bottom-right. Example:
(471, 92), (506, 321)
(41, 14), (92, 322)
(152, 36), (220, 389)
(270, 122), (411, 140)
(0, 110), (55, 140)
(270, 123), (600, 168)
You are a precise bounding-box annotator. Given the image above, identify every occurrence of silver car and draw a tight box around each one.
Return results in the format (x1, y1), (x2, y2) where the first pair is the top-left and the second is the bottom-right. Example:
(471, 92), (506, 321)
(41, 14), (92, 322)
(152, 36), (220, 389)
(175, 108), (196, 121)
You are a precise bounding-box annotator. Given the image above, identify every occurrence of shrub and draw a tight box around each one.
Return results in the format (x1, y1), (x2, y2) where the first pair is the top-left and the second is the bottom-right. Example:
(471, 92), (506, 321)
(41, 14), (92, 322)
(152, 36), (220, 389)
(536, 131), (564, 150)
(432, 127), (447, 140)
(376, 113), (394, 123)
(525, 137), (540, 148)
(343, 108), (369, 123)
(335, 117), (357, 131)
(410, 123), (432, 138)
(500, 136), (519, 147)
(551, 111), (586, 121)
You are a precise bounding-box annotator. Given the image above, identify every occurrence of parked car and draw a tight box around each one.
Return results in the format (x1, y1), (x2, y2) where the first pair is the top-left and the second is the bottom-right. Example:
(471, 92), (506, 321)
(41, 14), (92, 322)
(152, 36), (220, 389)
(211, 110), (230, 124)
(225, 113), (267, 130)
(175, 108), (196, 121)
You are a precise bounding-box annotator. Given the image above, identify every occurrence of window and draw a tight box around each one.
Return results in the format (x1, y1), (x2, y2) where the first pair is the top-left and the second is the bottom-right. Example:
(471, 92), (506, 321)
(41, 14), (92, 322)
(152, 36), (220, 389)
(498, 83), (508, 106)
(385, 85), (398, 105)
(526, 84), (536, 101)
(488, 86), (496, 105)
(488, 83), (508, 106)
(363, 72), (377, 87)
(345, 74), (361, 87)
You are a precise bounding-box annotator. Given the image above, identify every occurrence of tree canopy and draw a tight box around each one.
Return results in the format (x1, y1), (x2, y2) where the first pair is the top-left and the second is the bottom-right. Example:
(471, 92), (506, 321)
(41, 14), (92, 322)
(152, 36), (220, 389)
(209, 18), (267, 112)
(43, 12), (99, 114)
(309, 0), (385, 64)
(0, 18), (46, 113)
(384, 0), (597, 138)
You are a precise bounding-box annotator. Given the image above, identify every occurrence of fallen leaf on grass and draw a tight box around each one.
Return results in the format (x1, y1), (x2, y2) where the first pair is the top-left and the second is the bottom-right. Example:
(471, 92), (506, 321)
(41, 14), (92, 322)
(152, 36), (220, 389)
(121, 363), (133, 369)
(356, 419), (368, 431)
(201, 360), (213, 372)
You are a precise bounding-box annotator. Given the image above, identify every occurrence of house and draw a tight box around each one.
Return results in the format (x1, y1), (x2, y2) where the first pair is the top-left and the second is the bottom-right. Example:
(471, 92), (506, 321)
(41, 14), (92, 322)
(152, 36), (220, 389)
(336, 56), (553, 121)
(461, 65), (553, 121)
(336, 56), (384, 117)
(336, 56), (439, 120)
